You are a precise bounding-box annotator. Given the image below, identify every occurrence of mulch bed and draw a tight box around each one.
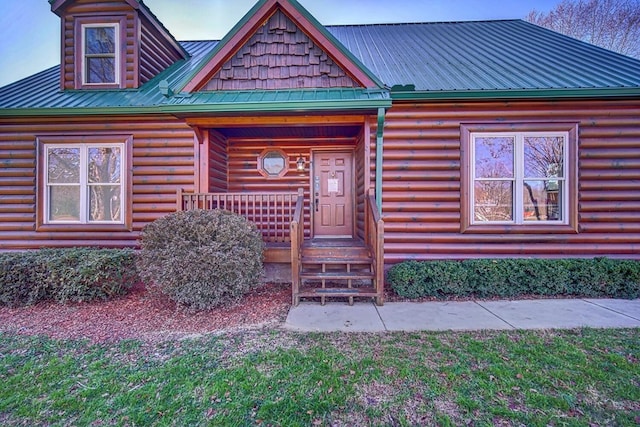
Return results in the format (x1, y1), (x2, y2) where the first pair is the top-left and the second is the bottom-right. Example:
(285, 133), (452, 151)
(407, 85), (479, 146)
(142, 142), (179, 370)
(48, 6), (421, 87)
(0, 282), (291, 344)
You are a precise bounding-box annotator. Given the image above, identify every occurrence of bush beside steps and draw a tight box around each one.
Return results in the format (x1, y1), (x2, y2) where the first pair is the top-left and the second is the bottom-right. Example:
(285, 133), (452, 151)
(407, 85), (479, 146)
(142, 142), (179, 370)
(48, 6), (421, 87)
(138, 209), (264, 311)
(0, 248), (139, 307)
(387, 258), (640, 300)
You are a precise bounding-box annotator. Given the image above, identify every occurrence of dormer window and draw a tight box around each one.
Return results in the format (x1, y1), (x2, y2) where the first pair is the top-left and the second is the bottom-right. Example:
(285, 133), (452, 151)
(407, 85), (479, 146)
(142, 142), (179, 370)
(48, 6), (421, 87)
(83, 24), (118, 85)
(74, 16), (125, 89)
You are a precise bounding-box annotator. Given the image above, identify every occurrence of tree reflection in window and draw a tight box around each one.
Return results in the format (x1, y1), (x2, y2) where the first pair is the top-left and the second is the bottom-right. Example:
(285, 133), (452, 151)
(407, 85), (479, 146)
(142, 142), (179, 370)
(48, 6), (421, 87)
(47, 148), (80, 221)
(46, 145), (122, 223)
(88, 147), (121, 221)
(472, 133), (566, 224)
(84, 26), (116, 84)
(474, 137), (514, 222)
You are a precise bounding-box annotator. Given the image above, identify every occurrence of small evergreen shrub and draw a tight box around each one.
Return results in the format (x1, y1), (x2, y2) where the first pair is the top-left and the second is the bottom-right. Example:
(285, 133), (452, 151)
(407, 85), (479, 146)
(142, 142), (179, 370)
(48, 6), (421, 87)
(46, 248), (140, 303)
(387, 258), (640, 300)
(0, 248), (139, 307)
(138, 209), (264, 310)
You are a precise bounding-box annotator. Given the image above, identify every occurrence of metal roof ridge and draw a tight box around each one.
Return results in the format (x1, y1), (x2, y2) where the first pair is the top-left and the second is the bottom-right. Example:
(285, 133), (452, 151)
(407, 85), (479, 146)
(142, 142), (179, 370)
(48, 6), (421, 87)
(325, 19), (522, 28)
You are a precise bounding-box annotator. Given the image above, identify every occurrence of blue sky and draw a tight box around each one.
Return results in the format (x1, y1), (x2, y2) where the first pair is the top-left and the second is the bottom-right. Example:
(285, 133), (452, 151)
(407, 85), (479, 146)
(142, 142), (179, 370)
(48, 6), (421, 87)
(0, 0), (559, 87)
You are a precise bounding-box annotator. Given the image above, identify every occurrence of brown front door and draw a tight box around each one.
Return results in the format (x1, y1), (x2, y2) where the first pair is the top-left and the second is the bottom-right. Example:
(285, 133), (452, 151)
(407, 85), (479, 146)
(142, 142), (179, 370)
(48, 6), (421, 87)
(312, 150), (354, 238)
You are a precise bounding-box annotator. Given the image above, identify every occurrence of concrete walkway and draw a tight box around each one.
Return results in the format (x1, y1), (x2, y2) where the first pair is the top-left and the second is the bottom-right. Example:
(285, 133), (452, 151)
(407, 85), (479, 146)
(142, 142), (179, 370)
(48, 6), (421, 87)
(284, 298), (640, 332)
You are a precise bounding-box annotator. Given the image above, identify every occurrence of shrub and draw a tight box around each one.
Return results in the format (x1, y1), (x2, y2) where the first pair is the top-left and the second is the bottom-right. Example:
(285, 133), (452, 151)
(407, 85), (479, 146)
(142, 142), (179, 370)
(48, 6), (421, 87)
(45, 248), (140, 303)
(138, 209), (264, 310)
(0, 248), (139, 307)
(387, 258), (640, 300)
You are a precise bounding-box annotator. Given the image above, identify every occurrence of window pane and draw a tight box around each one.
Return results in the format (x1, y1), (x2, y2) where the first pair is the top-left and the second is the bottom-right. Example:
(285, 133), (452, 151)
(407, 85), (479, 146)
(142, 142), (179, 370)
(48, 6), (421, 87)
(524, 136), (564, 178)
(88, 147), (121, 184)
(86, 58), (116, 83)
(49, 186), (80, 221)
(48, 148), (80, 183)
(85, 27), (115, 54)
(474, 137), (514, 179)
(523, 180), (563, 222)
(262, 152), (286, 176)
(89, 185), (121, 222)
(474, 181), (513, 222)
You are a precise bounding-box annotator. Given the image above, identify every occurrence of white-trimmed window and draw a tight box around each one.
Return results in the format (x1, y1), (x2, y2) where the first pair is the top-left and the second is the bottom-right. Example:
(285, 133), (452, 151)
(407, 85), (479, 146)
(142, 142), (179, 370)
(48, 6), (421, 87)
(470, 132), (568, 225)
(45, 144), (124, 224)
(82, 23), (119, 85)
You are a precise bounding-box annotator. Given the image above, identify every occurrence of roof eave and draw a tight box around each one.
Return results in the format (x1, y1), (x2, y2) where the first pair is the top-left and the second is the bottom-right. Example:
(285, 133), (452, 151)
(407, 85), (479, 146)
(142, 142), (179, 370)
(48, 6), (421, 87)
(0, 99), (392, 118)
(391, 87), (640, 101)
(0, 106), (163, 118)
(160, 98), (392, 114)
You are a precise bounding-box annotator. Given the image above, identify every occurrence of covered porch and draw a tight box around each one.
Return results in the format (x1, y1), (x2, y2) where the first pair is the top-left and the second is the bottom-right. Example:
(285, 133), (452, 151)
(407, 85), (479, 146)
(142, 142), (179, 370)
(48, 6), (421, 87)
(177, 113), (385, 305)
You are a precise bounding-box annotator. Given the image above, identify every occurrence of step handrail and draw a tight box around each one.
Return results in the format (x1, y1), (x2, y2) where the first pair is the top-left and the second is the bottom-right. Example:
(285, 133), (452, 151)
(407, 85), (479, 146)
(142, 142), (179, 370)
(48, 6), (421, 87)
(290, 188), (305, 304)
(365, 188), (385, 305)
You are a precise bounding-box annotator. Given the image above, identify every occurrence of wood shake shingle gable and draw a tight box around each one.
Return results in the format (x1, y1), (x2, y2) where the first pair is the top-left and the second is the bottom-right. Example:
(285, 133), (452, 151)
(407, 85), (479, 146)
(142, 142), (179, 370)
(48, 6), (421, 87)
(203, 10), (359, 91)
(180, 0), (382, 93)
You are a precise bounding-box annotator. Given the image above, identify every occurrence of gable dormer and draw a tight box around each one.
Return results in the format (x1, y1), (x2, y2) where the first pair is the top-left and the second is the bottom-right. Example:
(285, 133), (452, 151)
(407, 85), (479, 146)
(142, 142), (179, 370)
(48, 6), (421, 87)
(203, 10), (360, 91)
(51, 0), (188, 90)
(181, 0), (383, 93)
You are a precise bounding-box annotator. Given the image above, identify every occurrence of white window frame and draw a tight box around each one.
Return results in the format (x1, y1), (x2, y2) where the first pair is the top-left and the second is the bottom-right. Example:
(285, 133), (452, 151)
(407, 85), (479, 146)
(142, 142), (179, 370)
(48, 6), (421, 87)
(81, 23), (120, 86)
(44, 143), (125, 224)
(470, 131), (569, 226)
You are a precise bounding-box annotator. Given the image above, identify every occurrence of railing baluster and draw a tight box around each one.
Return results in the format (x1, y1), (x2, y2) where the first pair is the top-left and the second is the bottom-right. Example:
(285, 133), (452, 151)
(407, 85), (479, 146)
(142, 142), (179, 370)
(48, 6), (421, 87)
(178, 190), (301, 245)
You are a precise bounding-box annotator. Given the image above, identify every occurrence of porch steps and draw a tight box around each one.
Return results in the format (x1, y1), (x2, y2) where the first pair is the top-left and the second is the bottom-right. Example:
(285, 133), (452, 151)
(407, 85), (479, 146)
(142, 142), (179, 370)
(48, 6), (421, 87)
(296, 239), (378, 306)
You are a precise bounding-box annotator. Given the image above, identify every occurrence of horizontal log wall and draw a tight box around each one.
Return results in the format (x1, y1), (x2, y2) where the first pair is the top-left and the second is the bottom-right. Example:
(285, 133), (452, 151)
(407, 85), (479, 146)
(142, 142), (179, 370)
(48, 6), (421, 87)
(354, 128), (367, 240)
(139, 15), (184, 85)
(0, 116), (195, 249)
(209, 131), (228, 192)
(377, 99), (640, 262)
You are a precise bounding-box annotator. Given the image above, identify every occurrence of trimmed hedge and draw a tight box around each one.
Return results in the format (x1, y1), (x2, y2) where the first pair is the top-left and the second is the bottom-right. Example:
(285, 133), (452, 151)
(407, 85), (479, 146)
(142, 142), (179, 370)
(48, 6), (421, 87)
(387, 258), (640, 300)
(138, 209), (264, 311)
(0, 248), (139, 307)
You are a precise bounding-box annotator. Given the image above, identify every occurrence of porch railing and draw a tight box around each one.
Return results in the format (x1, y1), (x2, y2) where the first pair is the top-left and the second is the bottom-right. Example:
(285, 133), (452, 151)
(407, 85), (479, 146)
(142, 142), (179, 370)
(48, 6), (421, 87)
(365, 188), (385, 305)
(177, 189), (300, 244)
(290, 189), (305, 303)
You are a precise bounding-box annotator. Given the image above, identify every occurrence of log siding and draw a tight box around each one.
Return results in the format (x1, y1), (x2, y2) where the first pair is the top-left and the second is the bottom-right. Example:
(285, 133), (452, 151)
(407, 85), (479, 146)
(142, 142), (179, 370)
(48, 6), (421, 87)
(2, 99), (638, 261)
(0, 116), (195, 249)
(378, 99), (640, 262)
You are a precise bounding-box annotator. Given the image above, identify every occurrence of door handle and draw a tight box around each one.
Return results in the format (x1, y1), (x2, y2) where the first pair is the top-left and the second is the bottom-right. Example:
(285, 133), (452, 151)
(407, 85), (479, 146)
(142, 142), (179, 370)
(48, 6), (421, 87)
(315, 198), (319, 212)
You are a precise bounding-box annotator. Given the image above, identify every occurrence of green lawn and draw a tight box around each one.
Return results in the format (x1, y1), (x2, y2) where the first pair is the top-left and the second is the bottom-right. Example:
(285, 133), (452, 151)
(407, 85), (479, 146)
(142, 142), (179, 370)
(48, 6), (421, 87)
(1, 329), (638, 426)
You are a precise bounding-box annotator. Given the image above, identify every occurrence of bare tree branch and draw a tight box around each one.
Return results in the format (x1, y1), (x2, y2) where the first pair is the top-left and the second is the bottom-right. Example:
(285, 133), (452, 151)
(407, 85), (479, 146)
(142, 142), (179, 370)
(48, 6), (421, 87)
(526, 0), (640, 59)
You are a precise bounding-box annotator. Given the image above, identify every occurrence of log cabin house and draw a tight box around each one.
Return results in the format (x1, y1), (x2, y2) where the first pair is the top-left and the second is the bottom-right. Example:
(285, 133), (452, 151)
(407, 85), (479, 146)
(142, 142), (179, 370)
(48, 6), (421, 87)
(1, 0), (639, 305)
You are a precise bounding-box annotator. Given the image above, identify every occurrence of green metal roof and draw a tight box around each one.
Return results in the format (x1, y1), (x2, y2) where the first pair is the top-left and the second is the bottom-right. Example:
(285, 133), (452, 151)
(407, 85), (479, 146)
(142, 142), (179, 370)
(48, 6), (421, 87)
(328, 20), (640, 94)
(1, 19), (640, 116)
(163, 88), (391, 113)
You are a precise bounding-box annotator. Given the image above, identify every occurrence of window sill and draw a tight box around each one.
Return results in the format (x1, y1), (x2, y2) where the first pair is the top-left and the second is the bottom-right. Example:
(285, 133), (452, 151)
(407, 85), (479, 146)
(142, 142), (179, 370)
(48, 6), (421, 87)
(36, 223), (132, 233)
(461, 223), (578, 234)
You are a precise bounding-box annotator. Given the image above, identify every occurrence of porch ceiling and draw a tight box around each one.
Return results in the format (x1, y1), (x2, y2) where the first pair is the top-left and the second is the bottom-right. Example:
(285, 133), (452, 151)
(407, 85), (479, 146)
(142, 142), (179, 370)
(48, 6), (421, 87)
(216, 124), (362, 139)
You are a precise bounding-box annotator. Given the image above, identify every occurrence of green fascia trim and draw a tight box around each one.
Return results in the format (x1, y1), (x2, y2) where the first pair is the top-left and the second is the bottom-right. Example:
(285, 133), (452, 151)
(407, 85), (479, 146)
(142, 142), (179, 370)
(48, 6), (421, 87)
(0, 99), (392, 118)
(160, 98), (392, 113)
(174, 0), (385, 92)
(391, 87), (640, 100)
